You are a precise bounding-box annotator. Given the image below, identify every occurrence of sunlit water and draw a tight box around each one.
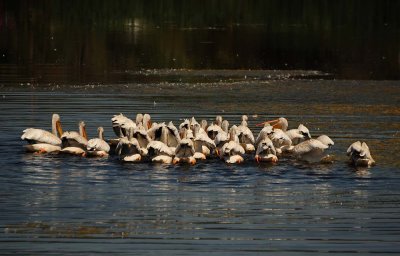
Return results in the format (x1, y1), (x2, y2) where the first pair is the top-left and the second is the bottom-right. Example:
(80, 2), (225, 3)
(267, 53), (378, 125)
(1, 70), (400, 255)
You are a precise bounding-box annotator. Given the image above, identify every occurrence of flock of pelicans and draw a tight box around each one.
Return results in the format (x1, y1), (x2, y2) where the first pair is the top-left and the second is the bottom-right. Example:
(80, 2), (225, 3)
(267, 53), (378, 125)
(21, 113), (376, 167)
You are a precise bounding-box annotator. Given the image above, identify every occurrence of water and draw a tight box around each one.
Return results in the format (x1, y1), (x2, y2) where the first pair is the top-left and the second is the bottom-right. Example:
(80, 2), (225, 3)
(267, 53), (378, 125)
(1, 70), (400, 255)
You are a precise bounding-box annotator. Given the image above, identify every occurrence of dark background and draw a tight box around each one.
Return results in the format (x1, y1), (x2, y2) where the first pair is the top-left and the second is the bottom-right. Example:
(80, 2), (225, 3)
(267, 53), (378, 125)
(1, 0), (399, 83)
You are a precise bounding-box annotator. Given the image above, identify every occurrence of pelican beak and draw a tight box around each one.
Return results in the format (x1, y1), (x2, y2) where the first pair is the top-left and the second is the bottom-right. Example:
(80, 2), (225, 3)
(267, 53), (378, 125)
(82, 126), (88, 140)
(255, 155), (260, 163)
(147, 121), (152, 130)
(215, 148), (220, 157)
(190, 158), (196, 165)
(56, 120), (63, 137)
(255, 118), (279, 127)
(272, 123), (282, 129)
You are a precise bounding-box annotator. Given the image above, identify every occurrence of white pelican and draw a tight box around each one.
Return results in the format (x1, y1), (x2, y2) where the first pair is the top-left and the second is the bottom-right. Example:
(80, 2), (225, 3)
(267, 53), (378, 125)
(347, 141), (375, 167)
(255, 125), (274, 146)
(193, 124), (216, 160)
(133, 124), (152, 149)
(220, 125), (245, 164)
(142, 114), (152, 130)
(255, 138), (278, 163)
(207, 115), (223, 140)
(269, 128), (293, 155)
(87, 127), (110, 157)
(214, 120), (230, 156)
(60, 121), (88, 156)
(286, 124), (311, 145)
(200, 119), (208, 131)
(292, 135), (334, 163)
(146, 140), (175, 164)
(237, 115), (255, 152)
(21, 113), (63, 153)
(256, 117), (288, 131)
(173, 127), (196, 164)
(135, 113), (143, 126)
(115, 127), (143, 162)
(111, 113), (136, 138)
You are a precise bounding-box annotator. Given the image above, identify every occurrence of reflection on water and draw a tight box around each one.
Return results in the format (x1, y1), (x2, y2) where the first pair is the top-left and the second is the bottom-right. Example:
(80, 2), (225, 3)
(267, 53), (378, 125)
(1, 72), (400, 254)
(0, 1), (399, 83)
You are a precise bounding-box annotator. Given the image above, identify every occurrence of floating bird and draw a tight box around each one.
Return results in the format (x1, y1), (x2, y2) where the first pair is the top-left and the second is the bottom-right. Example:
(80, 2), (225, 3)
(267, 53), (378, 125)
(146, 140), (175, 164)
(115, 127), (144, 162)
(21, 113), (63, 153)
(215, 120), (230, 155)
(60, 121), (88, 156)
(255, 138), (278, 163)
(237, 115), (255, 152)
(347, 141), (375, 167)
(87, 127), (110, 157)
(193, 123), (216, 160)
(220, 125), (245, 164)
(286, 124), (311, 145)
(292, 135), (334, 163)
(173, 127), (196, 164)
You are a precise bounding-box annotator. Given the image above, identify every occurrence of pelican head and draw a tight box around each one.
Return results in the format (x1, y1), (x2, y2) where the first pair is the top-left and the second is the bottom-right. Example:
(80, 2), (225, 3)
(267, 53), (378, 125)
(316, 135), (334, 147)
(256, 117), (288, 131)
(200, 120), (208, 130)
(136, 113), (143, 125)
(215, 116), (223, 126)
(97, 126), (105, 140)
(52, 113), (63, 137)
(143, 114), (152, 129)
(221, 120), (229, 133)
(241, 115), (248, 122)
(298, 124), (311, 139)
(79, 121), (88, 140)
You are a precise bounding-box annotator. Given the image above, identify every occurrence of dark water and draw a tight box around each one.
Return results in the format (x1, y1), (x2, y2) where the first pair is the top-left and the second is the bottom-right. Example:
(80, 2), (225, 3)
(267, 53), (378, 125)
(1, 0), (399, 83)
(1, 70), (400, 255)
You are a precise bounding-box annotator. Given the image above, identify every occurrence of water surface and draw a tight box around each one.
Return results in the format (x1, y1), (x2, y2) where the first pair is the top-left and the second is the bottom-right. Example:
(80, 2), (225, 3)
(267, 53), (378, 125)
(1, 71), (400, 255)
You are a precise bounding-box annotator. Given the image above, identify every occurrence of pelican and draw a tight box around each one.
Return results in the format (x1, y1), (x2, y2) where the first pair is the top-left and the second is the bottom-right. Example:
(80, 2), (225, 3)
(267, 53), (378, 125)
(111, 113), (136, 138)
(269, 128), (293, 155)
(87, 127), (110, 157)
(200, 119), (208, 131)
(207, 115), (223, 140)
(193, 124), (216, 160)
(21, 113), (63, 153)
(220, 125), (245, 164)
(214, 120), (230, 156)
(237, 115), (255, 152)
(133, 124), (152, 150)
(292, 135), (334, 163)
(115, 127), (143, 162)
(142, 114), (152, 130)
(60, 121), (88, 156)
(255, 125), (274, 146)
(146, 140), (175, 164)
(347, 141), (375, 167)
(173, 127), (196, 164)
(256, 117), (288, 131)
(286, 124), (311, 145)
(255, 138), (278, 163)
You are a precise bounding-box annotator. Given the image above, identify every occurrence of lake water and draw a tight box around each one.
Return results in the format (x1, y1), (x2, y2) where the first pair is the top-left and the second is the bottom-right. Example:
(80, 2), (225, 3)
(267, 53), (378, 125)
(1, 70), (400, 255)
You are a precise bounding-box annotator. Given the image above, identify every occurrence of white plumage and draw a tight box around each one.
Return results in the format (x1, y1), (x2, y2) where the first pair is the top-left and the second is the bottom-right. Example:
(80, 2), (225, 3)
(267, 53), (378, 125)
(21, 113), (63, 153)
(347, 141), (375, 167)
(87, 127), (110, 157)
(292, 135), (333, 163)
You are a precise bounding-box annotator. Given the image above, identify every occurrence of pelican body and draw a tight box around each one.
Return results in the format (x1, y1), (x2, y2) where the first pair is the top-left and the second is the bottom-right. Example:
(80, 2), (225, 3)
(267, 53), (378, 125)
(21, 114), (63, 153)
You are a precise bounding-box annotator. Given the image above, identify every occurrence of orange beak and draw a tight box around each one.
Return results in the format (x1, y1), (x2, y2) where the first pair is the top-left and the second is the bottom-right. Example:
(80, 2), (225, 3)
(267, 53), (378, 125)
(255, 118), (279, 127)
(56, 120), (63, 137)
(215, 148), (220, 157)
(255, 155), (260, 163)
(82, 126), (88, 140)
(147, 121), (152, 130)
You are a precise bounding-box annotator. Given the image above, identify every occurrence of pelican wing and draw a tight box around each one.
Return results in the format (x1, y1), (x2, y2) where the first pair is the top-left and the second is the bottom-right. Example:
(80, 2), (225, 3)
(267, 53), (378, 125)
(21, 128), (61, 146)
(347, 141), (362, 156)
(256, 138), (276, 156)
(87, 138), (110, 153)
(293, 139), (328, 156)
(194, 133), (216, 149)
(214, 131), (229, 147)
(115, 137), (140, 156)
(237, 126), (255, 144)
(316, 135), (334, 147)
(112, 114), (136, 137)
(175, 139), (195, 158)
(147, 141), (175, 156)
(61, 131), (88, 148)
